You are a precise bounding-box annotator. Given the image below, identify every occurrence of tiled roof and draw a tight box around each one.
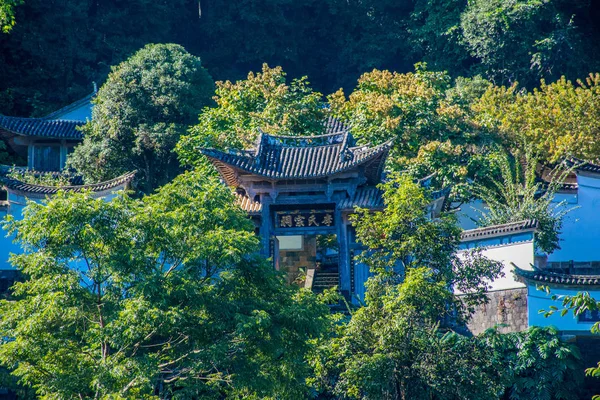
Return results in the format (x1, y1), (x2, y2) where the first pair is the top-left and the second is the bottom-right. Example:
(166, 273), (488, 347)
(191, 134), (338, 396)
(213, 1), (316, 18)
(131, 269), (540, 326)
(43, 92), (94, 120)
(513, 264), (600, 287)
(339, 187), (384, 210)
(1, 171), (135, 197)
(323, 116), (349, 134)
(0, 115), (84, 139)
(461, 220), (538, 241)
(565, 157), (600, 174)
(536, 164), (578, 192)
(201, 131), (391, 185)
(0, 166), (84, 185)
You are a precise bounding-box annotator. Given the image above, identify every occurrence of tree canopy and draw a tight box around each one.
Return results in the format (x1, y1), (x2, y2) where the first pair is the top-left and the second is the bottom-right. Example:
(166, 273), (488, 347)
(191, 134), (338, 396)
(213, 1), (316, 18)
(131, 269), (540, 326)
(177, 64), (328, 167)
(0, 169), (330, 399)
(67, 43), (214, 194)
(0, 0), (23, 32)
(1, 0), (599, 117)
(309, 176), (583, 399)
(474, 74), (600, 163)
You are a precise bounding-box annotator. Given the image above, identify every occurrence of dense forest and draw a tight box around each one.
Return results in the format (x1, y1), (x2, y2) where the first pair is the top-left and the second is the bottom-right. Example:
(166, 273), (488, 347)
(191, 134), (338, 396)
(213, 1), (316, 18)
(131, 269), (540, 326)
(1, 0), (600, 117)
(2, 1), (600, 399)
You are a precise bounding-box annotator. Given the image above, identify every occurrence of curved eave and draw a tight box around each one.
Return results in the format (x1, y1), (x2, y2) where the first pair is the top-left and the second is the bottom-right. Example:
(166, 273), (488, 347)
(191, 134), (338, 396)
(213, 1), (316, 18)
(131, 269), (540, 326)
(513, 263), (600, 288)
(200, 140), (392, 183)
(362, 141), (392, 185)
(2, 171), (136, 199)
(565, 157), (600, 175)
(202, 154), (243, 187)
(234, 192), (262, 215)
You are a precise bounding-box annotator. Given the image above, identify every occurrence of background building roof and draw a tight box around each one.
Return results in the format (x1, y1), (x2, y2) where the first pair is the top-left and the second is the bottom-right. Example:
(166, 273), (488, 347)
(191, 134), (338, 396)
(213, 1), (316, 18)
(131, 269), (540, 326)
(0, 115), (84, 140)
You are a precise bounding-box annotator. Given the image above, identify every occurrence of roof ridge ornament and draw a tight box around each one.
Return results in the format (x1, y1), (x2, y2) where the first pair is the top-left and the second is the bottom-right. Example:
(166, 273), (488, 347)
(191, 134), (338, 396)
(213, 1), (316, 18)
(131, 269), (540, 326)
(339, 131), (355, 162)
(254, 129), (266, 165)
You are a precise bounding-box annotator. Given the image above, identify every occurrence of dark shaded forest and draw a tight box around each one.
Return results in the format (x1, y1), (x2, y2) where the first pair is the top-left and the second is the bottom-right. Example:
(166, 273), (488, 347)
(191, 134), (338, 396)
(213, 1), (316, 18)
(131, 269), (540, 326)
(1, 0), (600, 117)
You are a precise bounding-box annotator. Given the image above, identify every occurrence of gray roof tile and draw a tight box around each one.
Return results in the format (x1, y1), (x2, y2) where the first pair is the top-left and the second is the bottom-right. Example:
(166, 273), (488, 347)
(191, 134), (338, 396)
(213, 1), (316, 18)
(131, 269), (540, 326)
(461, 220), (538, 241)
(0, 115), (84, 139)
(201, 131), (392, 182)
(514, 264), (600, 287)
(2, 171), (135, 196)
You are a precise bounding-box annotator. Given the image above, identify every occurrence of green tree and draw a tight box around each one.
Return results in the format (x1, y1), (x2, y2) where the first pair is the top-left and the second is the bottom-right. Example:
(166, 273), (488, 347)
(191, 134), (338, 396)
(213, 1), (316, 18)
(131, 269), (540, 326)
(543, 292), (600, 399)
(474, 74), (600, 163)
(408, 0), (469, 75)
(310, 175), (505, 399)
(473, 148), (574, 254)
(0, 168), (330, 399)
(482, 326), (583, 400)
(460, 0), (591, 88)
(0, 0), (196, 117)
(311, 268), (506, 399)
(0, 0), (23, 32)
(330, 68), (499, 201)
(68, 43), (214, 194)
(177, 64), (328, 166)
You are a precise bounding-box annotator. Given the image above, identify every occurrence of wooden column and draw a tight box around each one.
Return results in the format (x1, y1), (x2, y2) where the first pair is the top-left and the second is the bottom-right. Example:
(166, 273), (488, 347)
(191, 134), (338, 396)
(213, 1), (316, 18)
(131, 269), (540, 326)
(260, 195), (272, 258)
(337, 210), (351, 295)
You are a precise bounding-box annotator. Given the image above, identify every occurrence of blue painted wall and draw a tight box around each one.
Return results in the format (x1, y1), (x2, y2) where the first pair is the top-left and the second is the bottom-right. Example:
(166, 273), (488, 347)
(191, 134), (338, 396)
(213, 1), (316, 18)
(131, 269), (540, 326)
(548, 174), (600, 263)
(527, 285), (600, 332)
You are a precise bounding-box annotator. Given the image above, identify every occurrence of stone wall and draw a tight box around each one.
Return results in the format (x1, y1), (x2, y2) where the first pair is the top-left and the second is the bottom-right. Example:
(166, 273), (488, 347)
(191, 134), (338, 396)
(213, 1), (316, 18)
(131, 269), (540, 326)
(464, 288), (529, 335)
(278, 235), (316, 285)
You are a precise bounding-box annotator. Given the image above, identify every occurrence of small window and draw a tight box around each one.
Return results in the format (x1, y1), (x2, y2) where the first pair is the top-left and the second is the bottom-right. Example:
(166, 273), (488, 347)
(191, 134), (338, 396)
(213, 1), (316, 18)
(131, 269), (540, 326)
(278, 235), (303, 250)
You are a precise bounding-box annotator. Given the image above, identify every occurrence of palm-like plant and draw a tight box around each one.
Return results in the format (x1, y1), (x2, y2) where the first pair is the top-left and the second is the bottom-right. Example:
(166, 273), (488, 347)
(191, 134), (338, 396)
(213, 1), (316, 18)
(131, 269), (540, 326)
(474, 147), (575, 254)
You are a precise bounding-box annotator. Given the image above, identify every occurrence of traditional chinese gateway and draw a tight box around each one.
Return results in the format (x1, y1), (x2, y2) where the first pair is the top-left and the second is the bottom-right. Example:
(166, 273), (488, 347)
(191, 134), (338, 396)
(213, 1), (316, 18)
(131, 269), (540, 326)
(200, 119), (448, 302)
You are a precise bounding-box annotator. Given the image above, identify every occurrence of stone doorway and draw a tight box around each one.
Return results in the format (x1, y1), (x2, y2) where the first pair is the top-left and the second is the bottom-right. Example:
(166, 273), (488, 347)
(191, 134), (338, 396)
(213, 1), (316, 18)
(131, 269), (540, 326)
(313, 234), (340, 293)
(275, 234), (339, 292)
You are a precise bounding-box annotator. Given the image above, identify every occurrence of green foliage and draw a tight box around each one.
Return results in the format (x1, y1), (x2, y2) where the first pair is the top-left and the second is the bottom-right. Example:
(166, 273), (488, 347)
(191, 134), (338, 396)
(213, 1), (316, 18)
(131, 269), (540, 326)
(330, 66), (455, 160)
(408, 0), (469, 73)
(350, 174), (503, 314)
(542, 290), (600, 389)
(473, 148), (574, 254)
(6, 168), (73, 186)
(0, 0), (196, 117)
(482, 326), (583, 400)
(67, 43), (214, 194)
(0, 168), (330, 399)
(460, 0), (591, 87)
(0, 0), (23, 33)
(1, 0), (599, 116)
(311, 268), (505, 399)
(474, 74), (600, 163)
(329, 67), (502, 203)
(178, 64), (328, 166)
(310, 174), (505, 399)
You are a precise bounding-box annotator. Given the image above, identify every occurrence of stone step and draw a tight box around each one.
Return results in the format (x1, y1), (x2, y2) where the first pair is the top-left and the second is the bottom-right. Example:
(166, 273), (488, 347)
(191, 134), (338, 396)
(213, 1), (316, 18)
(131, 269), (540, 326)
(313, 278), (339, 284)
(314, 276), (338, 280)
(312, 271), (339, 293)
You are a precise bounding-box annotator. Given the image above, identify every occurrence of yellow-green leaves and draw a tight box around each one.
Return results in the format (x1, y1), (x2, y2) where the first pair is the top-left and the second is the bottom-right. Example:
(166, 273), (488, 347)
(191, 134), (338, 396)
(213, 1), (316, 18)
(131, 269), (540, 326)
(474, 74), (600, 162)
(0, 0), (24, 33)
(178, 64), (328, 166)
